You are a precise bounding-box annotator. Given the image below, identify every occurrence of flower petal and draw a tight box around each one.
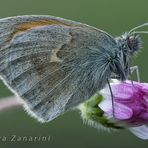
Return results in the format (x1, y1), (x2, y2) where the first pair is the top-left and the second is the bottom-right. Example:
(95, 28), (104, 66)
(98, 100), (112, 113)
(100, 86), (112, 100)
(114, 103), (133, 120)
(129, 125), (148, 140)
(99, 100), (133, 120)
(111, 83), (134, 100)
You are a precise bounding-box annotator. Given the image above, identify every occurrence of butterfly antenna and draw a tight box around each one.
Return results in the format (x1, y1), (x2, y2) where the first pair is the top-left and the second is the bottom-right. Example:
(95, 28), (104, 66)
(129, 22), (148, 35)
(107, 79), (115, 119)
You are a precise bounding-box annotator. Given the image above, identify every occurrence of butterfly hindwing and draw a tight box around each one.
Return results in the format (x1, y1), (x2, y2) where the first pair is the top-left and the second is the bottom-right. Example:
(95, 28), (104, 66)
(0, 15), (117, 122)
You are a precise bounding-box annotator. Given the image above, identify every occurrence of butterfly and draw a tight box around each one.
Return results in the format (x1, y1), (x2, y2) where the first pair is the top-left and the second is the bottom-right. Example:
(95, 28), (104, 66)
(0, 15), (146, 122)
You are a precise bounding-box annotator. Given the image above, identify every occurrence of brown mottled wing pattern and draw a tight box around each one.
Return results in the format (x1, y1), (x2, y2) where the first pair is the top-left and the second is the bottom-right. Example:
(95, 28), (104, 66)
(0, 15), (117, 122)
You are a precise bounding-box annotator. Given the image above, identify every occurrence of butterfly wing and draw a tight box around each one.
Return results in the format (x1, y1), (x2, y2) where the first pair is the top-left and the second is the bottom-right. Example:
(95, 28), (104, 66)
(0, 15), (117, 122)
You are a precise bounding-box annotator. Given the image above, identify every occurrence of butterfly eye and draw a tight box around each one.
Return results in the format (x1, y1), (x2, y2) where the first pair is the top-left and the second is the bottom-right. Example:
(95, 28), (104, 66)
(127, 36), (136, 51)
(127, 34), (142, 53)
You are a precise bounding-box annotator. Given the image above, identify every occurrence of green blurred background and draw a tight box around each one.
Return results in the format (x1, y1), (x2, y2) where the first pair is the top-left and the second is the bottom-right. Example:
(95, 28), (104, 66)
(0, 0), (148, 147)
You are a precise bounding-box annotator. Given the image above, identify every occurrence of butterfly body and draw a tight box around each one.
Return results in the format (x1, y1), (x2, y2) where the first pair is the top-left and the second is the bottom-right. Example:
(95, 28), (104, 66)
(0, 15), (141, 122)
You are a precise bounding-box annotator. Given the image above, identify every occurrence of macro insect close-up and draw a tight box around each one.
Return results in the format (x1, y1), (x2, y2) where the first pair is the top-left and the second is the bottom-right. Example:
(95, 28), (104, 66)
(0, 15), (144, 121)
(0, 0), (147, 148)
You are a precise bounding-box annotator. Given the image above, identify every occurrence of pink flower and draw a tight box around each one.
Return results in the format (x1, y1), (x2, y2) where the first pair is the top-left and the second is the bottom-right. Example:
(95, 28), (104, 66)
(99, 81), (148, 140)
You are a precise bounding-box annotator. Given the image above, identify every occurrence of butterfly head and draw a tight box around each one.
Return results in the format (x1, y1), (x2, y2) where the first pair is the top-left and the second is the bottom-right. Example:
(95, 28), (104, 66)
(116, 33), (142, 55)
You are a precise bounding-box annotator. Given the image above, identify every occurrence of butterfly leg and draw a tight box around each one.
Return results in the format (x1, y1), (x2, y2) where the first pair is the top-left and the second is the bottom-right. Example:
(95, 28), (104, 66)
(130, 65), (140, 82)
(107, 79), (115, 119)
